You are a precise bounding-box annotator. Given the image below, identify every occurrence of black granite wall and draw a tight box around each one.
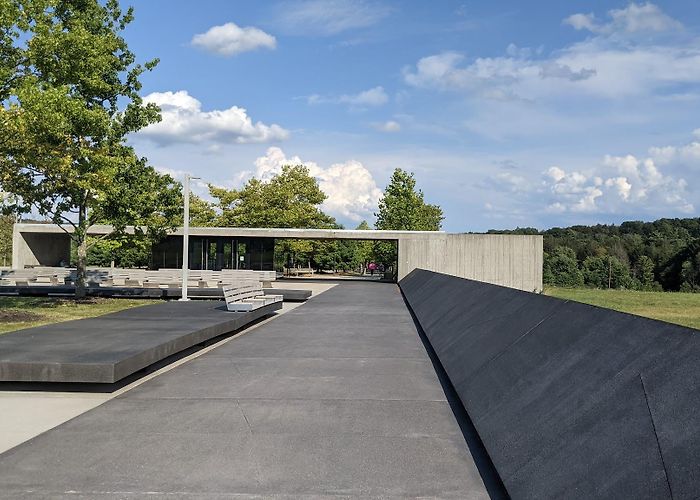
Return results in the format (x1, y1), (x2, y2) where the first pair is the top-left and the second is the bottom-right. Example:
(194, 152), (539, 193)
(400, 269), (699, 499)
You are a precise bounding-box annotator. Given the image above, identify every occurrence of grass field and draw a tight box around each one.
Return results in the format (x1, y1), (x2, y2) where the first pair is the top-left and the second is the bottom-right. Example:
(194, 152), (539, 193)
(545, 287), (700, 330)
(0, 297), (156, 334)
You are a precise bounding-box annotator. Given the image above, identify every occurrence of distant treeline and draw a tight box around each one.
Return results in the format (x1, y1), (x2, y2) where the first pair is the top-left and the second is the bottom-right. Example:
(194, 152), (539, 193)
(488, 218), (700, 292)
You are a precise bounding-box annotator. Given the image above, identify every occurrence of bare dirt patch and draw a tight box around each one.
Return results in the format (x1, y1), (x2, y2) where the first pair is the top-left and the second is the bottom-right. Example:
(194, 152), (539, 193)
(0, 310), (44, 323)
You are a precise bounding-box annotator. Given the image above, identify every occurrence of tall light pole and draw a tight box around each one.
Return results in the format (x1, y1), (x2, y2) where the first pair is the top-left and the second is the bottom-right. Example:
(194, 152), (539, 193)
(180, 174), (200, 301)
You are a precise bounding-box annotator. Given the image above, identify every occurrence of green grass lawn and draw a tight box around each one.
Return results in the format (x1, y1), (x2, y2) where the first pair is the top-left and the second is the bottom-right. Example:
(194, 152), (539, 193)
(0, 296), (157, 334)
(545, 287), (700, 330)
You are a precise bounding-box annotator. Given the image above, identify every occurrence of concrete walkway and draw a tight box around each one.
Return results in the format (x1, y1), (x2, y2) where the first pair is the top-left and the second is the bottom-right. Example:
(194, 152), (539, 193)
(0, 282), (489, 498)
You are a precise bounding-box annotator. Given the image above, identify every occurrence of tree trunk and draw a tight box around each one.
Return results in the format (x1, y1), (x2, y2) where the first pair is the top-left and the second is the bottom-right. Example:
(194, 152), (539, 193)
(75, 235), (87, 299)
(75, 203), (88, 299)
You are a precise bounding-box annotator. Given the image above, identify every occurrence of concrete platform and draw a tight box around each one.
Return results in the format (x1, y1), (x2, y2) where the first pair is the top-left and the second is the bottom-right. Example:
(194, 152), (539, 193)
(0, 300), (282, 383)
(0, 281), (495, 498)
(0, 285), (312, 301)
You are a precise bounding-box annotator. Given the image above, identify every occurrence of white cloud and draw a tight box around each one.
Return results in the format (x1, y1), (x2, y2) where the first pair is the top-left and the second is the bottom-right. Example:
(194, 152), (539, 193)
(191, 22), (276, 56)
(564, 3), (682, 34)
(488, 172), (531, 193)
(250, 147), (382, 222)
(140, 91), (289, 145)
(308, 86), (388, 107)
(604, 176), (633, 200)
(402, 50), (596, 100)
(402, 4), (699, 107)
(542, 146), (693, 214)
(563, 13), (599, 32)
(274, 0), (391, 36)
(340, 86), (388, 106)
(373, 120), (401, 132)
(649, 134), (700, 165)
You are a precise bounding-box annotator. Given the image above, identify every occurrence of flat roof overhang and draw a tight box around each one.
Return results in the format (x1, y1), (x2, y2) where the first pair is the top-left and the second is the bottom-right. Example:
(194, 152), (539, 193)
(14, 223), (445, 241)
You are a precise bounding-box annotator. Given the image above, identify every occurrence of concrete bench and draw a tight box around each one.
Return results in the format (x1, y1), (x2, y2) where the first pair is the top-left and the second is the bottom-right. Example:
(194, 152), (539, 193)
(223, 282), (283, 312)
(286, 267), (314, 276)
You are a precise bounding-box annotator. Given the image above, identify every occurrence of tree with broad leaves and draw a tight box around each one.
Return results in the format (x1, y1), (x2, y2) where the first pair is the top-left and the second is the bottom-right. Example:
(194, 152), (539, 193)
(0, 0), (181, 297)
(373, 168), (443, 276)
(375, 168), (443, 232)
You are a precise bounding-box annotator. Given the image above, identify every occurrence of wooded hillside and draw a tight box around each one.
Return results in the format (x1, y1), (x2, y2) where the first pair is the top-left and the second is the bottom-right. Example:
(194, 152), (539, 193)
(489, 218), (700, 291)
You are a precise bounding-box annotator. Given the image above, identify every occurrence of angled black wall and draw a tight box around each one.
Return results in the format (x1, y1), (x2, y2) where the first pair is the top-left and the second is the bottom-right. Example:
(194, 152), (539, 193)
(400, 269), (700, 500)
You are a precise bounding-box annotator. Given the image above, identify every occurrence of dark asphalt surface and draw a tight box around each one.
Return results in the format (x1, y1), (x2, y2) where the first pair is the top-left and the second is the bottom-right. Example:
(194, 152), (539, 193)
(402, 269), (700, 500)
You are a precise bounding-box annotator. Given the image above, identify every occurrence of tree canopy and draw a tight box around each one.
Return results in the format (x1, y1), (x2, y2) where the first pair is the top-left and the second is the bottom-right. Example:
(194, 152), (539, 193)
(491, 217), (700, 291)
(375, 168), (443, 231)
(0, 0), (180, 295)
(207, 165), (337, 229)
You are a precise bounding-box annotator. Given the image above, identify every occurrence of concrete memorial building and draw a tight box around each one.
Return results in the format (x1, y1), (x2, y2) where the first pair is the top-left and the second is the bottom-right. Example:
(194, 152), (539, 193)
(12, 223), (543, 291)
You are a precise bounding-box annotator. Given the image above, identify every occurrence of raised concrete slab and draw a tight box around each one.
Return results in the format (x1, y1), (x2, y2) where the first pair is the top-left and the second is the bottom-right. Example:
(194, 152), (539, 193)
(0, 285), (312, 301)
(0, 300), (282, 383)
(0, 281), (494, 498)
(401, 269), (700, 499)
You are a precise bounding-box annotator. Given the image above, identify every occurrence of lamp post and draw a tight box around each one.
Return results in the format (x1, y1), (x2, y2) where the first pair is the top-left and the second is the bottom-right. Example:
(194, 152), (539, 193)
(180, 174), (200, 301)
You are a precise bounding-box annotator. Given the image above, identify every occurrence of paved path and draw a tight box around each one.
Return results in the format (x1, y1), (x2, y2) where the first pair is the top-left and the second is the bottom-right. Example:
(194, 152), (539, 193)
(0, 282), (489, 498)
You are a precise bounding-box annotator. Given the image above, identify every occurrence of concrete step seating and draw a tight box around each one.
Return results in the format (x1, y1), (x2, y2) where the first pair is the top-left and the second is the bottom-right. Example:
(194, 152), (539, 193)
(223, 281), (283, 312)
(0, 267), (276, 288)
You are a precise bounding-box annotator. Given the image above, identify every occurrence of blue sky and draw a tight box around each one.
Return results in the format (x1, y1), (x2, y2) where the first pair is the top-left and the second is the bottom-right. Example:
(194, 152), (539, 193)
(125, 1), (700, 232)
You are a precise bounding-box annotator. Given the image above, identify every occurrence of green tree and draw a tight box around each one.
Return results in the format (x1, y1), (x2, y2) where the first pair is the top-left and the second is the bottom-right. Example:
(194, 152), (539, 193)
(583, 256), (632, 289)
(82, 234), (151, 268)
(373, 169), (442, 277)
(0, 1), (180, 296)
(635, 255), (656, 290)
(207, 165), (338, 272)
(543, 246), (583, 287)
(679, 251), (700, 292)
(210, 165), (336, 229)
(186, 194), (217, 227)
(352, 220), (374, 273)
(375, 168), (443, 231)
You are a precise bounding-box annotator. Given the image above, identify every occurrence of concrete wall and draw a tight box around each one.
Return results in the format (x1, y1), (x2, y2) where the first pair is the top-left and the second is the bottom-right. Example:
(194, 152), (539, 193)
(398, 234), (543, 292)
(12, 227), (71, 268)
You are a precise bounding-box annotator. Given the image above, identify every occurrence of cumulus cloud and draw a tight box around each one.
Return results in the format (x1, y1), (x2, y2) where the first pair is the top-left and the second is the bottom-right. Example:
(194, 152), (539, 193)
(402, 4), (699, 105)
(649, 136), (700, 165)
(564, 2), (682, 34)
(250, 147), (382, 222)
(373, 120), (401, 132)
(308, 86), (388, 107)
(274, 0), (391, 35)
(191, 22), (276, 56)
(140, 91), (289, 145)
(542, 146), (693, 214)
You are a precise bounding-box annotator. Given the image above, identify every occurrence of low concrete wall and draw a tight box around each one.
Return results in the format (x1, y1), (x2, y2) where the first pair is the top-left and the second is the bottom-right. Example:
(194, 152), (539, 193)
(398, 234), (542, 291)
(400, 269), (699, 499)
